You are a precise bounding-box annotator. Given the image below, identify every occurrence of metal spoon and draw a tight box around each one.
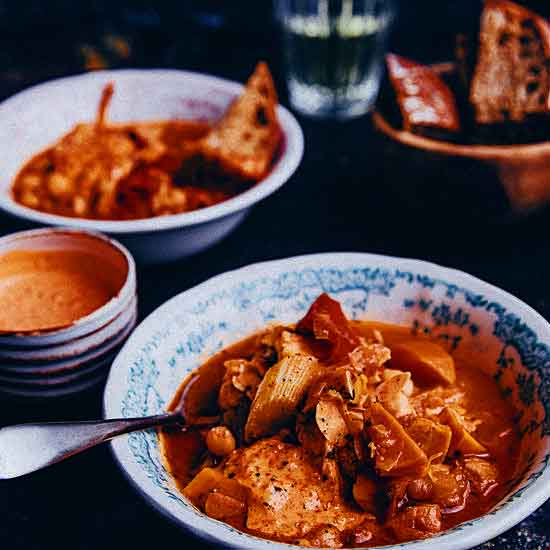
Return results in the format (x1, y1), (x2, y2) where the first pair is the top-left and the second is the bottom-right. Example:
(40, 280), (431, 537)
(0, 374), (217, 480)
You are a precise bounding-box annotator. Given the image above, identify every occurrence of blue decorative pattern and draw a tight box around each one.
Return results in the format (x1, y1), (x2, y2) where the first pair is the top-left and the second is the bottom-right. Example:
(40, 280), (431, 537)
(116, 262), (550, 547)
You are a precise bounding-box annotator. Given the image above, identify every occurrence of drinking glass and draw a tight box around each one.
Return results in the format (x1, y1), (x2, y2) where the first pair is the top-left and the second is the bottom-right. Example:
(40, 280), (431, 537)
(275, 0), (395, 119)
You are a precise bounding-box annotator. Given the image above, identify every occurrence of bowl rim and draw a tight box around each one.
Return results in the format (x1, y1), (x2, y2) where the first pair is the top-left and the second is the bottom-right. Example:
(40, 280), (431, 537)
(372, 109), (550, 159)
(0, 68), (304, 234)
(104, 251), (550, 550)
(0, 227), (136, 344)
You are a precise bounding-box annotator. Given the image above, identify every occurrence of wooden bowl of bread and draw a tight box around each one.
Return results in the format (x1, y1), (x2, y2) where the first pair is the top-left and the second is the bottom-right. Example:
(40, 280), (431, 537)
(373, 0), (550, 215)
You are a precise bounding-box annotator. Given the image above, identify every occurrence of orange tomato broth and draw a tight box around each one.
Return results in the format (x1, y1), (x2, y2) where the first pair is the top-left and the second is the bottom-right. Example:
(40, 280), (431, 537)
(0, 248), (125, 333)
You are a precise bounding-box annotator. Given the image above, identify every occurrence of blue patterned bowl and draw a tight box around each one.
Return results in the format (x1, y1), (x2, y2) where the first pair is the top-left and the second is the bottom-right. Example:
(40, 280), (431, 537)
(104, 253), (550, 549)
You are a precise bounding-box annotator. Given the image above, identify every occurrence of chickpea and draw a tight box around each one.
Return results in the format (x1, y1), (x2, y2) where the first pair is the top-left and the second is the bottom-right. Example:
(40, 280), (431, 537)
(47, 173), (71, 197)
(206, 426), (236, 457)
(73, 195), (87, 216)
(20, 191), (39, 208)
(22, 174), (42, 190)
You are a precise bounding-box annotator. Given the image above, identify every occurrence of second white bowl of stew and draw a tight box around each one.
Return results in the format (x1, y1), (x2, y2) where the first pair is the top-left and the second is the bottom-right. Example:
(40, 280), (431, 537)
(104, 252), (550, 549)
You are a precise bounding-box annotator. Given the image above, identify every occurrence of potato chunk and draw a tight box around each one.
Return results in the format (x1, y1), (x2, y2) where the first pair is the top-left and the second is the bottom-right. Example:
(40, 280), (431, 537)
(245, 354), (318, 441)
(406, 417), (452, 463)
(463, 457), (499, 495)
(205, 492), (246, 528)
(368, 403), (428, 477)
(440, 407), (487, 456)
(391, 340), (456, 386)
(389, 504), (442, 542)
(183, 467), (248, 508)
(408, 464), (469, 510)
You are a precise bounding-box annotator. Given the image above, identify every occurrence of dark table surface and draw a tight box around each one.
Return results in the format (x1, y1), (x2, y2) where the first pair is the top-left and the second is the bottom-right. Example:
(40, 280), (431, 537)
(1, 2), (550, 549)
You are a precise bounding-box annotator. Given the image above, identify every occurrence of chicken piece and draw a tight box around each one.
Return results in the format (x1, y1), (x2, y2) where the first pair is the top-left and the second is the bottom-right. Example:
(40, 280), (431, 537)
(412, 386), (466, 418)
(316, 399), (349, 445)
(297, 525), (344, 548)
(406, 477), (433, 501)
(245, 354), (318, 441)
(353, 474), (379, 514)
(368, 403), (428, 478)
(349, 520), (391, 546)
(463, 457), (499, 496)
(388, 504), (442, 542)
(408, 463), (469, 511)
(204, 492), (246, 528)
(391, 340), (456, 386)
(406, 417), (452, 463)
(349, 342), (392, 380)
(440, 407), (487, 456)
(218, 358), (265, 410)
(376, 372), (415, 418)
(223, 439), (363, 540)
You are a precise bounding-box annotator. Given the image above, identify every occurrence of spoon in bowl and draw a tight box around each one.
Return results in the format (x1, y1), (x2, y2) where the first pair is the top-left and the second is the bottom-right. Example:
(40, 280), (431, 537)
(0, 373), (218, 480)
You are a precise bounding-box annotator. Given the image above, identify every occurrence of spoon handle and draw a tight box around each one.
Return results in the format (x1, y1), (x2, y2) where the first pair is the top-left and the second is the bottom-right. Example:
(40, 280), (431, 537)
(0, 413), (178, 480)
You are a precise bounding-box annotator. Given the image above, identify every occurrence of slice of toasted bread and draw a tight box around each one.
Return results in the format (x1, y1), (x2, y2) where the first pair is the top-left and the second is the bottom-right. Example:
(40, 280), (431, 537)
(385, 54), (461, 137)
(470, 0), (550, 124)
(199, 62), (282, 181)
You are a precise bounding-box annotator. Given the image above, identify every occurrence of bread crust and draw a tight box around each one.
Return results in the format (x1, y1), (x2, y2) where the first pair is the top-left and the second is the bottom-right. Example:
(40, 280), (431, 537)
(470, 0), (550, 123)
(385, 54), (461, 134)
(199, 62), (282, 181)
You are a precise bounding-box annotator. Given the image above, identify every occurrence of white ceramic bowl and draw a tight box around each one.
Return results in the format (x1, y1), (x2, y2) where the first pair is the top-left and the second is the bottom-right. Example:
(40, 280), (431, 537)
(104, 253), (550, 550)
(0, 294), (137, 362)
(0, 228), (137, 399)
(0, 298), (137, 376)
(0, 228), (136, 348)
(0, 305), (137, 377)
(0, 69), (304, 263)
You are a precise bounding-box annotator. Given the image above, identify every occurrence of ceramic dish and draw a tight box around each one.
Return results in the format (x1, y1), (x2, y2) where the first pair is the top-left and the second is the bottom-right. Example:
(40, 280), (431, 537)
(0, 228), (136, 347)
(0, 367), (110, 399)
(0, 69), (304, 264)
(0, 295), (137, 363)
(0, 228), (137, 399)
(0, 311), (136, 384)
(104, 252), (550, 550)
(0, 301), (136, 374)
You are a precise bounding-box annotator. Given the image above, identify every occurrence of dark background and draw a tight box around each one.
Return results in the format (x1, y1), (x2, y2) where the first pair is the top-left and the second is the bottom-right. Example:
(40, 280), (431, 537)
(0, 1), (550, 549)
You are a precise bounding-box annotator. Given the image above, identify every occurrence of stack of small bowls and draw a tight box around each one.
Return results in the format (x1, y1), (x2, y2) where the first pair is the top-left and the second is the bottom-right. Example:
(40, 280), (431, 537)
(0, 229), (137, 399)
